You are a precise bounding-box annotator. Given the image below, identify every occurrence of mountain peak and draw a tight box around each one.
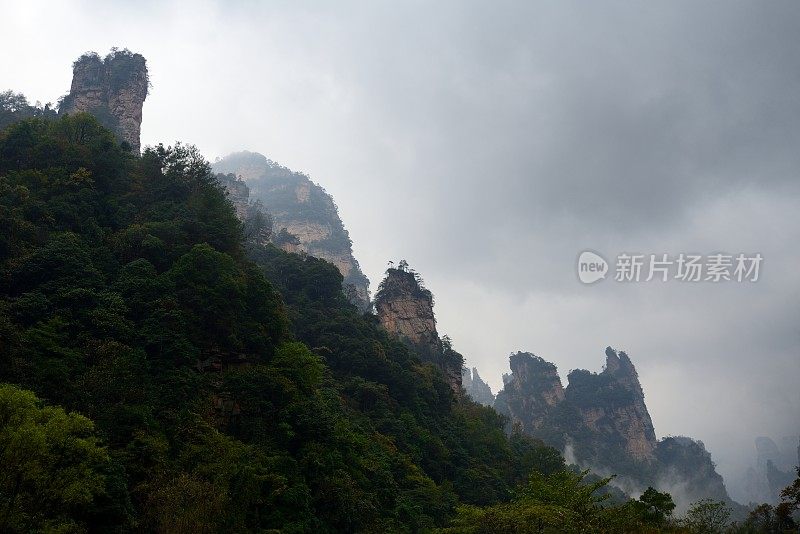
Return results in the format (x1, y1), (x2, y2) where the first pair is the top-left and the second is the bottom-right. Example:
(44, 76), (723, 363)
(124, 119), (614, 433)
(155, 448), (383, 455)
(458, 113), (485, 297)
(212, 151), (371, 310)
(59, 49), (148, 152)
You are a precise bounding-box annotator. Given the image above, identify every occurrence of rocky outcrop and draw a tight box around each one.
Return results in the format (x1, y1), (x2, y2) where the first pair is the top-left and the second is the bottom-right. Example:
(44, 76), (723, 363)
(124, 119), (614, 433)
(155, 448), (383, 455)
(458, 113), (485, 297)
(498, 347), (657, 461)
(739, 436), (799, 504)
(496, 347), (656, 461)
(655, 437), (741, 512)
(494, 346), (741, 511)
(462, 367), (495, 406)
(566, 347), (657, 461)
(376, 266), (462, 392)
(212, 151), (370, 311)
(59, 49), (148, 152)
(216, 172), (251, 220)
(214, 172), (273, 246)
(494, 352), (565, 432)
(375, 268), (437, 347)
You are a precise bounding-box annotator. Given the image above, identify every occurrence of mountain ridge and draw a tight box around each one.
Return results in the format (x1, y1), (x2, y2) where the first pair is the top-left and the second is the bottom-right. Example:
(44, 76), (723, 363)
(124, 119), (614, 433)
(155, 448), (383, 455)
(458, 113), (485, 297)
(0, 48), (783, 531)
(212, 150), (371, 311)
(493, 347), (743, 513)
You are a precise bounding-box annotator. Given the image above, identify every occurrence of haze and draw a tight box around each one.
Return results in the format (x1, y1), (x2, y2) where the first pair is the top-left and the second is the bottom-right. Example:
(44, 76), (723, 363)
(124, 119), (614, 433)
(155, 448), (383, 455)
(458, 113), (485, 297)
(2, 0), (798, 501)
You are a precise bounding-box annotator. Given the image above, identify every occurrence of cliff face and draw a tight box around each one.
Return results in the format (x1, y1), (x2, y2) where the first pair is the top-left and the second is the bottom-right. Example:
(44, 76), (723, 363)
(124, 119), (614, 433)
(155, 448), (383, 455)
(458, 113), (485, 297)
(215, 172), (272, 246)
(494, 352), (565, 432)
(655, 437), (737, 511)
(212, 151), (370, 311)
(462, 367), (495, 406)
(739, 436), (800, 504)
(375, 269), (437, 347)
(60, 50), (148, 152)
(494, 347), (740, 511)
(495, 347), (656, 462)
(376, 267), (462, 392)
(216, 172), (251, 220)
(566, 347), (657, 461)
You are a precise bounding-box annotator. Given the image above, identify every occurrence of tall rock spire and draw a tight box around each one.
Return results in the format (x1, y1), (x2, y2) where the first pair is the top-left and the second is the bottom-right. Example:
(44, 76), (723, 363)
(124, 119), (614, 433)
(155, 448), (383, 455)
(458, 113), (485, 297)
(60, 49), (148, 152)
(494, 352), (565, 432)
(375, 267), (438, 348)
(375, 265), (462, 392)
(462, 367), (495, 406)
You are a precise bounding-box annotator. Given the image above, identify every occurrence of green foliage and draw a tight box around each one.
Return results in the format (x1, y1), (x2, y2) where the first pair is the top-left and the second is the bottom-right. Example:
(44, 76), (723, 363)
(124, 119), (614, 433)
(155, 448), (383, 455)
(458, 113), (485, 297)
(741, 503), (779, 533)
(0, 115), (575, 531)
(0, 90), (57, 131)
(566, 368), (639, 407)
(0, 384), (122, 533)
(441, 470), (693, 533)
(104, 48), (148, 96)
(758, 467), (800, 532)
(779, 467), (800, 516)
(441, 468), (649, 533)
(250, 244), (569, 518)
(632, 486), (676, 526)
(680, 499), (731, 533)
(375, 266), (434, 307)
(731, 469), (800, 533)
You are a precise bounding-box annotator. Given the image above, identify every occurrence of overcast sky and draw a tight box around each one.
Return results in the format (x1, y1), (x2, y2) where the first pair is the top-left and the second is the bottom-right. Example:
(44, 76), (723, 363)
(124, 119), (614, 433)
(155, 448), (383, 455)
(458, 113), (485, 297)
(2, 0), (798, 502)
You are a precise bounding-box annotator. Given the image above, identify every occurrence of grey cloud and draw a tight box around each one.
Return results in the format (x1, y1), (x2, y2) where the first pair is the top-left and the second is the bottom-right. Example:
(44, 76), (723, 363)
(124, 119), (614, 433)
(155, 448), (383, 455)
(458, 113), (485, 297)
(2, 0), (798, 503)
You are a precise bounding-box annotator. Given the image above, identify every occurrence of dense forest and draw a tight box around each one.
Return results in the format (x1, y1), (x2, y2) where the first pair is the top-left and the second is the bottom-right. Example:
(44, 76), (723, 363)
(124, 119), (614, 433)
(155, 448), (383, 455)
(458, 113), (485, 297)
(0, 112), (798, 532)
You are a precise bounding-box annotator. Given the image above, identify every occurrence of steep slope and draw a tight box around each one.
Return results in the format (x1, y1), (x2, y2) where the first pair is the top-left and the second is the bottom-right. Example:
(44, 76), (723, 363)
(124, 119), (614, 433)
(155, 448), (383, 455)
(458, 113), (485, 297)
(495, 348), (658, 464)
(0, 50), (754, 530)
(214, 172), (272, 246)
(740, 436), (800, 504)
(494, 352), (566, 433)
(375, 267), (438, 347)
(212, 151), (370, 310)
(565, 347), (657, 461)
(0, 112), (568, 531)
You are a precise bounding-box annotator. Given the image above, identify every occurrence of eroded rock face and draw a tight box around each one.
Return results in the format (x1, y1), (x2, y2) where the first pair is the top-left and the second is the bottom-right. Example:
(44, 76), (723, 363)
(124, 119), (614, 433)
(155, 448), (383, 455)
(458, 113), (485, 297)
(60, 50), (148, 152)
(495, 347), (656, 461)
(375, 267), (462, 392)
(566, 347), (657, 461)
(216, 173), (251, 220)
(740, 436), (800, 504)
(375, 270), (437, 347)
(212, 151), (370, 310)
(462, 367), (495, 406)
(494, 347), (741, 512)
(655, 436), (734, 511)
(494, 352), (565, 432)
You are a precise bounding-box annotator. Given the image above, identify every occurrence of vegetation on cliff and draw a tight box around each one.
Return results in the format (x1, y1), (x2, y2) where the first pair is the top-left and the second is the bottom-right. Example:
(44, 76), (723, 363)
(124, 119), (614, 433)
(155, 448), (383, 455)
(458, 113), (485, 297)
(1, 111), (797, 532)
(0, 90), (57, 131)
(375, 263), (434, 305)
(493, 349), (755, 519)
(58, 48), (149, 153)
(212, 151), (371, 310)
(0, 114), (566, 532)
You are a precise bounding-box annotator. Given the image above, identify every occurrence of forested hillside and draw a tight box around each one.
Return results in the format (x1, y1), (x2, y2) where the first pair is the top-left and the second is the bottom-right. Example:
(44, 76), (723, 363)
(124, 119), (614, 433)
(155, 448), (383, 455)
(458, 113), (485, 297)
(1, 114), (797, 532)
(212, 151), (371, 311)
(0, 114), (566, 532)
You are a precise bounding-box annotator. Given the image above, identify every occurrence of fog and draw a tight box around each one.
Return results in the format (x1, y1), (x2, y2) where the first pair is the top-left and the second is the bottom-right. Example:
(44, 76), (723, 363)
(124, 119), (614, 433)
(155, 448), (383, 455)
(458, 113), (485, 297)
(2, 0), (798, 501)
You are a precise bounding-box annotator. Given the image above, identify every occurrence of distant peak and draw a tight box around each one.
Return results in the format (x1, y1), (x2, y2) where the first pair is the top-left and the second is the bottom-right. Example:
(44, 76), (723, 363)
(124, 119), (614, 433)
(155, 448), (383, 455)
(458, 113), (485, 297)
(603, 346), (639, 381)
